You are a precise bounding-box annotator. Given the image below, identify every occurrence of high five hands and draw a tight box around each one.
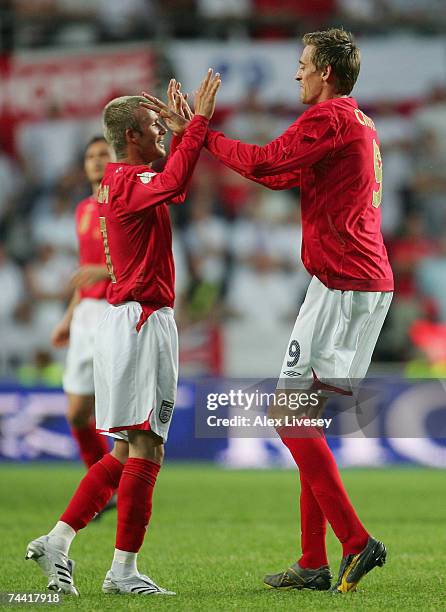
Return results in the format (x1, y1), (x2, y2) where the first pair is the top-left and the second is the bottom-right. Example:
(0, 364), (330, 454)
(140, 68), (221, 135)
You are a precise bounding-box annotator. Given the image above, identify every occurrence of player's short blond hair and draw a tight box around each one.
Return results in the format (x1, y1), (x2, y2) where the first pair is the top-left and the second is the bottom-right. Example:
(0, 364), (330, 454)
(102, 95), (147, 159)
(303, 28), (360, 96)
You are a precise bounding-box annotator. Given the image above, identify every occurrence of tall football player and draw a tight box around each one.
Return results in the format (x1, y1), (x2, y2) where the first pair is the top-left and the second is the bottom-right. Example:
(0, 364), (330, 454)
(146, 28), (392, 595)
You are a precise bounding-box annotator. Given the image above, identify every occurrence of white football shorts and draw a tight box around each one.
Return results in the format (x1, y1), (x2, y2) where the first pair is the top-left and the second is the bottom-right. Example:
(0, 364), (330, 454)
(63, 298), (109, 395)
(278, 276), (392, 394)
(94, 303), (178, 443)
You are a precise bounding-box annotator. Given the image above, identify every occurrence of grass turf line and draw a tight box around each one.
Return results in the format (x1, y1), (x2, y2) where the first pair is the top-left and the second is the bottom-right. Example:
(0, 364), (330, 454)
(0, 464), (444, 611)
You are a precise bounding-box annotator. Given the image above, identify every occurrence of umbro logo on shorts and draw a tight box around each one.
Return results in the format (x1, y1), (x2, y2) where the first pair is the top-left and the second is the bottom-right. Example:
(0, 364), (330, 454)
(159, 400), (174, 424)
(282, 370), (302, 377)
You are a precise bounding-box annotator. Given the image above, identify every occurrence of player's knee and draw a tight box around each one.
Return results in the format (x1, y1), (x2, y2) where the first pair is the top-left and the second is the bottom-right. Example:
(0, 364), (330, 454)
(66, 394), (94, 428)
(128, 430), (165, 464)
(152, 443), (164, 466)
(111, 440), (129, 464)
(67, 408), (91, 428)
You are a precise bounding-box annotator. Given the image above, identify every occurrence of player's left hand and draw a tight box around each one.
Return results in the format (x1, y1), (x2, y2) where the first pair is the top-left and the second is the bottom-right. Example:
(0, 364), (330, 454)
(71, 265), (109, 288)
(166, 79), (194, 121)
(51, 319), (71, 348)
(140, 82), (190, 136)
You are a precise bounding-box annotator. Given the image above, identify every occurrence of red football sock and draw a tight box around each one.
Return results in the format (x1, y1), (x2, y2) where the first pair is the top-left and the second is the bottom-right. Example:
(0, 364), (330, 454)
(280, 427), (369, 556)
(71, 421), (110, 468)
(60, 453), (123, 531)
(298, 473), (328, 569)
(116, 458), (160, 553)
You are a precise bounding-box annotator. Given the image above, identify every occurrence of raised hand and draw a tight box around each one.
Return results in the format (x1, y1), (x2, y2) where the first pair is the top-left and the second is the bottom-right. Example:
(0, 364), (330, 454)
(167, 79), (194, 120)
(193, 69), (221, 120)
(140, 69), (221, 132)
(166, 79), (187, 117)
(140, 84), (190, 136)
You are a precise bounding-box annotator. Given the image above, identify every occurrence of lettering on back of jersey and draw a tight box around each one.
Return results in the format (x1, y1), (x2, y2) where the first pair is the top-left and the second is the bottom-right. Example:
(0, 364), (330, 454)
(354, 108), (376, 131)
(97, 184), (109, 204)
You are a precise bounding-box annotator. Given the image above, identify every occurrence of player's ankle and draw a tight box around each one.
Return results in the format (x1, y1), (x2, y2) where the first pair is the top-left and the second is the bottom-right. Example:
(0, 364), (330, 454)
(111, 548), (139, 579)
(47, 521), (76, 555)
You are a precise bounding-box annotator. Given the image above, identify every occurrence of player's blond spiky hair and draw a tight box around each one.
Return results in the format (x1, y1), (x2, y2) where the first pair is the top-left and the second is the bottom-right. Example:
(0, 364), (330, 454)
(102, 95), (148, 160)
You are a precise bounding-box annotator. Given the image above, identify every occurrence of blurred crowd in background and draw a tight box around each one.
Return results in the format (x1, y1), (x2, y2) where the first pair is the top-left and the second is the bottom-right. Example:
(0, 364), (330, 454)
(5, 0), (446, 45)
(1, 0), (446, 383)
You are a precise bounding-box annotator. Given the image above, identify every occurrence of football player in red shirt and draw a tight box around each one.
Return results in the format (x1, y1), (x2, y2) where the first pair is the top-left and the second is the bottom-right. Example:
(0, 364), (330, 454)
(26, 70), (221, 597)
(51, 136), (111, 470)
(146, 28), (392, 595)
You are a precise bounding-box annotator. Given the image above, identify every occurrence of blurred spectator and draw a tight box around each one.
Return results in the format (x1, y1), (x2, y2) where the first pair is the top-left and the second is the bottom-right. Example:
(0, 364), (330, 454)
(172, 232), (190, 299)
(25, 243), (74, 341)
(180, 193), (229, 325)
(411, 129), (446, 235)
(253, 0), (335, 37)
(0, 243), (25, 323)
(31, 180), (78, 254)
(1, 300), (45, 368)
(384, 212), (437, 359)
(95, 0), (155, 41)
(388, 211), (436, 298)
(225, 258), (294, 324)
(225, 189), (301, 325)
(415, 85), (446, 157)
(337, 0), (377, 22)
(383, 0), (446, 24)
(373, 103), (414, 234)
(198, 0), (251, 19)
(223, 89), (283, 144)
(17, 349), (64, 387)
(197, 0), (251, 38)
(417, 235), (446, 322)
(17, 107), (89, 187)
(184, 195), (229, 286)
(0, 143), (23, 233)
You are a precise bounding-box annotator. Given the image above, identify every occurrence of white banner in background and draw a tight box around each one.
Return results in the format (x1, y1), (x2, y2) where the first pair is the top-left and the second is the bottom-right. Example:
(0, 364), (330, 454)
(169, 36), (446, 105)
(1, 43), (155, 121)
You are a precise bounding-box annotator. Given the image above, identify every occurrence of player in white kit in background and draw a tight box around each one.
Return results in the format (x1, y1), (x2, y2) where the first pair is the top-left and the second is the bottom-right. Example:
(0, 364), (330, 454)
(51, 137), (112, 469)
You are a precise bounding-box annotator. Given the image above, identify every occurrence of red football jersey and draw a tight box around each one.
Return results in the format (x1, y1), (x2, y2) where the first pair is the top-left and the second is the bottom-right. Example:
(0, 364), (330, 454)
(205, 97), (393, 292)
(75, 196), (109, 299)
(97, 115), (209, 321)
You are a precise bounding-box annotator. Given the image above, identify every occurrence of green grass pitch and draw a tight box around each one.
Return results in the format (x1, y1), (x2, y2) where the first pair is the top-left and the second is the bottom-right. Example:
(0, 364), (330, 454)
(0, 464), (444, 611)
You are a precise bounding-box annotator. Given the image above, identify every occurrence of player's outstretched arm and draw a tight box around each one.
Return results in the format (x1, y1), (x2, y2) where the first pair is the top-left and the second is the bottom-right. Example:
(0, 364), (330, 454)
(205, 108), (334, 185)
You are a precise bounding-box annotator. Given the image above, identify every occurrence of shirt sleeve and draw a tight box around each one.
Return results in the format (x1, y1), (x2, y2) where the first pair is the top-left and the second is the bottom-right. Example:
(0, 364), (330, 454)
(168, 133), (192, 205)
(120, 115), (209, 213)
(205, 108), (336, 182)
